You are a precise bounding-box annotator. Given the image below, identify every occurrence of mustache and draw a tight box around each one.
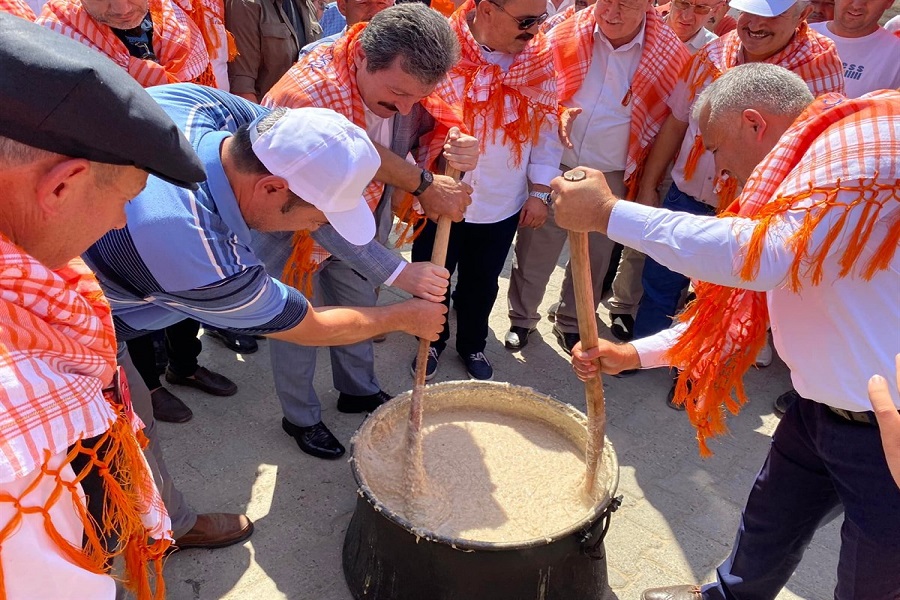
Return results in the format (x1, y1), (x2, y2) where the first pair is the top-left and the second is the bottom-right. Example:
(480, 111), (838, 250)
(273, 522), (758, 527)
(516, 32), (534, 41)
(378, 101), (399, 112)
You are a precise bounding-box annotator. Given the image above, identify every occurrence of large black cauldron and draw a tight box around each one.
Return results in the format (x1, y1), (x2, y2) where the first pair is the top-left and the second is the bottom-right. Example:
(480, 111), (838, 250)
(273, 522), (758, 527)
(342, 381), (621, 600)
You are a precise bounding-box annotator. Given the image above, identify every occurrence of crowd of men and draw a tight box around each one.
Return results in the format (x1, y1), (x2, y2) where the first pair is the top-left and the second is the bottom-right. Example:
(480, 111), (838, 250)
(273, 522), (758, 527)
(0, 0), (898, 597)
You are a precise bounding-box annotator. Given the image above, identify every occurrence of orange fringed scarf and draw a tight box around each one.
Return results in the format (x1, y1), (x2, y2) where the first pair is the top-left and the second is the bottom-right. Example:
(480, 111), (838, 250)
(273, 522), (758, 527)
(395, 2), (558, 244)
(664, 91), (900, 457)
(269, 28), (468, 252)
(38, 0), (216, 88)
(549, 6), (690, 198)
(174, 0), (238, 65)
(446, 0), (558, 165)
(0, 249), (171, 599)
(679, 25), (844, 205)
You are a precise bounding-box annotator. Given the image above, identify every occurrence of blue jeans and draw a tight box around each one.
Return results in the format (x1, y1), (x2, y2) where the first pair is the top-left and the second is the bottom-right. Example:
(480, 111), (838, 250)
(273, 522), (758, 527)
(633, 182), (716, 339)
(703, 398), (900, 600)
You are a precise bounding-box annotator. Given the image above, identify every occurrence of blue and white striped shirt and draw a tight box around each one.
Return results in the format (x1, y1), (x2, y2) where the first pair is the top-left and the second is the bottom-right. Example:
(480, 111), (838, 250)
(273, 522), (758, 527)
(84, 84), (308, 340)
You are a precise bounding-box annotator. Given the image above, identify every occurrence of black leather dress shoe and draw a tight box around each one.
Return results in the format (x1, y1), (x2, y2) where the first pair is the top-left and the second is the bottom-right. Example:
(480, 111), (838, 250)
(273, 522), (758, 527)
(774, 388), (802, 416)
(166, 366), (237, 397)
(504, 326), (536, 350)
(641, 584), (704, 600)
(205, 327), (259, 354)
(336, 390), (393, 414)
(609, 313), (635, 341)
(151, 388), (193, 423)
(552, 325), (579, 355)
(281, 418), (345, 459)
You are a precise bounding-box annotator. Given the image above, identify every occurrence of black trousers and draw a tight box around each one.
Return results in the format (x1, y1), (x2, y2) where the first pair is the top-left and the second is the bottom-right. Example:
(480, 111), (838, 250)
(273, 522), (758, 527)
(412, 212), (520, 356)
(125, 318), (201, 390)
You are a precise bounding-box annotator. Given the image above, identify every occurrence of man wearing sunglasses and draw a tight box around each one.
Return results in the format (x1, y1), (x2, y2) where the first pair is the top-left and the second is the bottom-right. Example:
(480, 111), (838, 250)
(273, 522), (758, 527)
(505, 0), (690, 355)
(408, 0), (562, 381)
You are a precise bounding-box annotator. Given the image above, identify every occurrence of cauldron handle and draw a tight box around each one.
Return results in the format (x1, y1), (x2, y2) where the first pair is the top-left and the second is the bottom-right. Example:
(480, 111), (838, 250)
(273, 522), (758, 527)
(579, 495), (623, 560)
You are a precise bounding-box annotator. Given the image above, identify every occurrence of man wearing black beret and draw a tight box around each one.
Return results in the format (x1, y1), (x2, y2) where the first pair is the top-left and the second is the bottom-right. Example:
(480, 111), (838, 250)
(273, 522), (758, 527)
(0, 13), (202, 599)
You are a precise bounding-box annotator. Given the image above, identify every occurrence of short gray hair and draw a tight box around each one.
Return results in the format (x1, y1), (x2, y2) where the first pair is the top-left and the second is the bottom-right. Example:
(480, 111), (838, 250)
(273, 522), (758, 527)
(692, 63), (814, 126)
(0, 135), (57, 167)
(360, 4), (460, 86)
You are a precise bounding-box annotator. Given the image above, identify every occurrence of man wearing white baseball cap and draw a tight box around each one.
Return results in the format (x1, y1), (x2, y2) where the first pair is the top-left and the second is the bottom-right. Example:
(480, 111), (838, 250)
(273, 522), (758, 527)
(247, 105), (380, 246)
(82, 83), (449, 552)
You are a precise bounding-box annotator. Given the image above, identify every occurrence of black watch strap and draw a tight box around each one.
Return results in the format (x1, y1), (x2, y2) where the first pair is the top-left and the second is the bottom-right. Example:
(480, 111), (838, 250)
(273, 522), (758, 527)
(412, 169), (434, 197)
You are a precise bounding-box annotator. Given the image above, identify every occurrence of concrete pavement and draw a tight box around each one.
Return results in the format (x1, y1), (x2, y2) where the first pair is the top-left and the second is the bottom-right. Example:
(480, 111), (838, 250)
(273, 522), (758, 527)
(157, 241), (841, 600)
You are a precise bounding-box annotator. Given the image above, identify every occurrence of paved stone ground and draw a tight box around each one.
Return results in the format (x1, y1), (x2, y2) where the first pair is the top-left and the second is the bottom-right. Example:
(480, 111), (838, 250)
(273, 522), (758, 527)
(154, 237), (844, 600)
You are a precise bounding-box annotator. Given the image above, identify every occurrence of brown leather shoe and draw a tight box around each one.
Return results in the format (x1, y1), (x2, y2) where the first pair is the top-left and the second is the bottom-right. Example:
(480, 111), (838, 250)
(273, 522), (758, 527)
(174, 513), (254, 550)
(166, 366), (237, 397)
(641, 585), (704, 600)
(150, 387), (193, 423)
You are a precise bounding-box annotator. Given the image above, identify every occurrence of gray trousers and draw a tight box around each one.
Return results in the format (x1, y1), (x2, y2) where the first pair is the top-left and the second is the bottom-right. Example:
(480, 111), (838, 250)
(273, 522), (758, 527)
(253, 232), (380, 428)
(607, 171), (675, 315)
(120, 345), (197, 538)
(606, 246), (645, 314)
(507, 171), (625, 334)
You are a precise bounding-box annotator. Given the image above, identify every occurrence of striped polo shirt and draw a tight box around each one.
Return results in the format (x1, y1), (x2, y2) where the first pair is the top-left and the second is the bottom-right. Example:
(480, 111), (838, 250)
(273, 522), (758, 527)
(83, 84), (308, 340)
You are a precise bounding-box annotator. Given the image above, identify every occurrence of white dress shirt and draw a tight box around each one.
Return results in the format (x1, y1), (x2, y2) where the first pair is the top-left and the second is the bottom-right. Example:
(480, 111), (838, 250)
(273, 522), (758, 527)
(456, 47), (564, 224)
(561, 22), (646, 172)
(685, 26), (716, 55)
(610, 193), (900, 412)
(547, 0), (574, 16)
(363, 106), (404, 284)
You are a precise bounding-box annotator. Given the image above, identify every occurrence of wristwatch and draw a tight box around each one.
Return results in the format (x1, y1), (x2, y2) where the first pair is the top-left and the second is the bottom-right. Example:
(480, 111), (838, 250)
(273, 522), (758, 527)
(412, 169), (434, 197)
(529, 191), (552, 207)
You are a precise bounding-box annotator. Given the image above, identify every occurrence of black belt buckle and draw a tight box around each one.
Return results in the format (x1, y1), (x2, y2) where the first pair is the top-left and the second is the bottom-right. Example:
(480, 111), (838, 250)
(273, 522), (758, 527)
(828, 405), (876, 426)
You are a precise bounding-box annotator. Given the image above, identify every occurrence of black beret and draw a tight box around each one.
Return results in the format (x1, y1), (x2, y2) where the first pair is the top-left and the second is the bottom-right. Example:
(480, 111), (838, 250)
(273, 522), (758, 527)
(0, 14), (205, 189)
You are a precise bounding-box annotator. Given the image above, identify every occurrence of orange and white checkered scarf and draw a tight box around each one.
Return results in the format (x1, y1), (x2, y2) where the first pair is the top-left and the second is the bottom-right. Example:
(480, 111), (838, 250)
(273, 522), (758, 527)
(264, 23), (465, 289)
(549, 6), (690, 198)
(541, 5), (576, 33)
(0, 0), (35, 20)
(448, 1), (558, 165)
(173, 0), (237, 66)
(680, 25), (844, 206)
(0, 237), (171, 598)
(38, 0), (216, 88)
(665, 91), (900, 456)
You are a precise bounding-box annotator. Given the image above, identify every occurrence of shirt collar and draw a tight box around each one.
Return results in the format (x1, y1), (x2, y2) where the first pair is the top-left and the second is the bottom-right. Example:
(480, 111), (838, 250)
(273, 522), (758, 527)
(593, 17), (647, 52)
(197, 130), (252, 245)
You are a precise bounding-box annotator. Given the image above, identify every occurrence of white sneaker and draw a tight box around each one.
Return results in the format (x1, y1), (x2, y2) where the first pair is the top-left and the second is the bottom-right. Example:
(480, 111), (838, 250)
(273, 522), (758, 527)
(755, 337), (773, 368)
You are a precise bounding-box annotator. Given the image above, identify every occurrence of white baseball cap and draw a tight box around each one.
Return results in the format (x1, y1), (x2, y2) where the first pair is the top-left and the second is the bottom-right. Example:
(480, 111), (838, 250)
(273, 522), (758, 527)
(249, 107), (380, 246)
(729, 0), (796, 17)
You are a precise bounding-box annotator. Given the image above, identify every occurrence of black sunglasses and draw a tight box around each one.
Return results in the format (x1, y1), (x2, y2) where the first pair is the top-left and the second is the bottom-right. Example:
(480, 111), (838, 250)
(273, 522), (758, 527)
(487, 0), (549, 30)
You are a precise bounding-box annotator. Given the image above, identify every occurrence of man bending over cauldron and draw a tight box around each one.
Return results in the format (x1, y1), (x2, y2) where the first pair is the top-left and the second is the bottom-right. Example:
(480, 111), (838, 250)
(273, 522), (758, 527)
(557, 63), (900, 599)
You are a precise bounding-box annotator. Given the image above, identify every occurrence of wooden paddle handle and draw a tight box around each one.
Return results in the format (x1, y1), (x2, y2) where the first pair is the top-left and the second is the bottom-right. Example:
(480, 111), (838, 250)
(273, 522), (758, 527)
(567, 231), (607, 497)
(409, 166), (461, 433)
(411, 215), (451, 389)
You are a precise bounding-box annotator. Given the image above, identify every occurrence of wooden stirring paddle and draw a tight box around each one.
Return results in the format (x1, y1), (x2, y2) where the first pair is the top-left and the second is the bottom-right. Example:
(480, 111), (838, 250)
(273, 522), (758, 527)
(404, 167), (460, 513)
(562, 169), (607, 498)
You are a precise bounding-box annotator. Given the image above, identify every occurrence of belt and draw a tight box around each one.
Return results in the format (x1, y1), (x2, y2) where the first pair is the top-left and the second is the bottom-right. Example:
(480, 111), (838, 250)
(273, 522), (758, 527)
(827, 405), (879, 426)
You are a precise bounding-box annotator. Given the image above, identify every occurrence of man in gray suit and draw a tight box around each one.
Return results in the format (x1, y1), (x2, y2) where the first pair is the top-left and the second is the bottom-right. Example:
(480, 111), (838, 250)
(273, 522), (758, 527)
(258, 4), (477, 459)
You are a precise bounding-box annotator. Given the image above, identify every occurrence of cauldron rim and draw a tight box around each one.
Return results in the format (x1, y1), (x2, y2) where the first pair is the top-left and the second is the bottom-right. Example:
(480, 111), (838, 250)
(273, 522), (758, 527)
(348, 380), (620, 552)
